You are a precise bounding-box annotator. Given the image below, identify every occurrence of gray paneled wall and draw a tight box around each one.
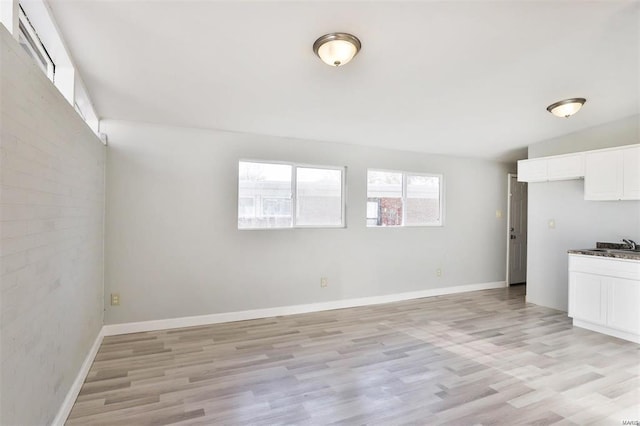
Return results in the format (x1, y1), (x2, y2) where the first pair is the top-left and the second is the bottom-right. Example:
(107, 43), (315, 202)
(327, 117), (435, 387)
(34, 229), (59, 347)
(0, 27), (105, 425)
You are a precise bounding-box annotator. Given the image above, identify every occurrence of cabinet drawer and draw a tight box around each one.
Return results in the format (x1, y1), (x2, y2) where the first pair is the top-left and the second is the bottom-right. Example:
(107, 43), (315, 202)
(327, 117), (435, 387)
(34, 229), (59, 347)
(569, 255), (640, 280)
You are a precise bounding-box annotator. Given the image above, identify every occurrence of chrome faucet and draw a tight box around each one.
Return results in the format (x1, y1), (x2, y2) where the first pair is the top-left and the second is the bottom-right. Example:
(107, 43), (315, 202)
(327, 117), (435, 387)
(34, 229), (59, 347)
(622, 239), (637, 250)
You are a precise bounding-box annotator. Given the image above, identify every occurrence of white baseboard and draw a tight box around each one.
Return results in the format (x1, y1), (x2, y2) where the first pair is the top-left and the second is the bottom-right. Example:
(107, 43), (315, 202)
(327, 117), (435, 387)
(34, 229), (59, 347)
(102, 281), (506, 336)
(573, 319), (640, 344)
(52, 327), (105, 426)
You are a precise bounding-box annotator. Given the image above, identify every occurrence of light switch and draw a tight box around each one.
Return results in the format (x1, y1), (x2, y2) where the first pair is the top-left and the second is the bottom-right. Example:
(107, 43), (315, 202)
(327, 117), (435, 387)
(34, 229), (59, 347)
(548, 219), (556, 229)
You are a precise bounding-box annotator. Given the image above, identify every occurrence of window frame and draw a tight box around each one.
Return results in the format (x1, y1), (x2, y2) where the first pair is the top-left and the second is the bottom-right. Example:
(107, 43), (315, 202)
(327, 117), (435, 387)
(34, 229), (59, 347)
(238, 159), (347, 230)
(367, 168), (444, 228)
(238, 196), (256, 219)
(18, 5), (54, 81)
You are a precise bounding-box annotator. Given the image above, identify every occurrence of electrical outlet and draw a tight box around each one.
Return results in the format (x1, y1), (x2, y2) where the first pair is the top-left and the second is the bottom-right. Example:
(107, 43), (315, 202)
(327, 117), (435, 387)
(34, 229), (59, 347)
(320, 277), (328, 288)
(111, 293), (120, 306)
(495, 210), (503, 218)
(436, 268), (442, 277)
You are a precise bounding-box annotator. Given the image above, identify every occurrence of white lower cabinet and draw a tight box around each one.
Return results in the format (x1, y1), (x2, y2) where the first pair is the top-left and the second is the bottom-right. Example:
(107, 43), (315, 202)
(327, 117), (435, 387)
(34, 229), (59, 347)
(607, 276), (640, 335)
(568, 254), (640, 343)
(569, 272), (605, 324)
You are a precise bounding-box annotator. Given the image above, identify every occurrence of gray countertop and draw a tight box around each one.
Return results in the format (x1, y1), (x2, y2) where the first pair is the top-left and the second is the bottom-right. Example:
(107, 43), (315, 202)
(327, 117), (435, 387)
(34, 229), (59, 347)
(568, 248), (640, 261)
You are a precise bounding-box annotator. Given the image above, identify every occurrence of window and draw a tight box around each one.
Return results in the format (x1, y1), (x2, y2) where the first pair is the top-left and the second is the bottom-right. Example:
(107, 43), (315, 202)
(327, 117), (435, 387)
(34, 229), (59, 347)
(262, 198), (292, 218)
(296, 167), (343, 226)
(367, 169), (443, 227)
(238, 197), (255, 218)
(18, 6), (54, 81)
(238, 161), (345, 229)
(11, 2), (100, 133)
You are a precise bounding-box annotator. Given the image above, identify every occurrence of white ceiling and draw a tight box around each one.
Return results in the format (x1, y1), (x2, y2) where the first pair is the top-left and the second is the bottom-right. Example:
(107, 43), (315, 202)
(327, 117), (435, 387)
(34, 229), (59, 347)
(47, 0), (639, 161)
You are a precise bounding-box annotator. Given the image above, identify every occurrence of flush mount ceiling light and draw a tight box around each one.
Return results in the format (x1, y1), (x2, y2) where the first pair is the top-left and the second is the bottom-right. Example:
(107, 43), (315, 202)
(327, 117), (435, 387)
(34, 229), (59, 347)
(546, 98), (587, 118)
(313, 33), (361, 67)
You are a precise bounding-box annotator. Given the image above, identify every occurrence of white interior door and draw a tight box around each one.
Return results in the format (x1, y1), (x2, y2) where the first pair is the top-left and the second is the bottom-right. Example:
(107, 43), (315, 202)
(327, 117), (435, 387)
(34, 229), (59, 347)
(509, 175), (528, 285)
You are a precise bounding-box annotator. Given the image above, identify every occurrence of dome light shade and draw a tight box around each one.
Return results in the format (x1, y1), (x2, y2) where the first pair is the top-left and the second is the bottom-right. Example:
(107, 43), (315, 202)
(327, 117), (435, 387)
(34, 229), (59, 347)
(313, 33), (361, 67)
(547, 98), (586, 118)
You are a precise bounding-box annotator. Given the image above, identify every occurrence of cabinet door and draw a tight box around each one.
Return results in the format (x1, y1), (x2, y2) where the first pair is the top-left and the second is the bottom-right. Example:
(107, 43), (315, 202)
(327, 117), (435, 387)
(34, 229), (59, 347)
(584, 150), (623, 200)
(569, 271), (606, 325)
(548, 153), (584, 181)
(518, 158), (547, 182)
(607, 277), (640, 334)
(622, 146), (640, 200)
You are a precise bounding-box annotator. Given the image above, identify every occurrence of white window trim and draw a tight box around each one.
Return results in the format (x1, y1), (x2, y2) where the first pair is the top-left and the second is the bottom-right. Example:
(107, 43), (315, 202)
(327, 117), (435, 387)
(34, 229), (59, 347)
(367, 168), (444, 228)
(17, 0), (74, 103)
(238, 159), (347, 230)
(4, 0), (103, 138)
(18, 5), (54, 80)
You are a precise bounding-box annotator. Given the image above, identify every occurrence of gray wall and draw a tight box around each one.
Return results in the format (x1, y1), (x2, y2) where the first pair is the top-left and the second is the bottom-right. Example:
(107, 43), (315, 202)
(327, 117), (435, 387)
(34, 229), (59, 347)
(0, 28), (105, 425)
(103, 120), (513, 324)
(526, 115), (640, 311)
(528, 115), (639, 158)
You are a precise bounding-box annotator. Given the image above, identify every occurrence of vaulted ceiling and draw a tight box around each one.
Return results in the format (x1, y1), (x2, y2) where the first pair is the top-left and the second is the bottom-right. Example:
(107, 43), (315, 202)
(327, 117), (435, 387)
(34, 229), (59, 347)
(47, 0), (639, 161)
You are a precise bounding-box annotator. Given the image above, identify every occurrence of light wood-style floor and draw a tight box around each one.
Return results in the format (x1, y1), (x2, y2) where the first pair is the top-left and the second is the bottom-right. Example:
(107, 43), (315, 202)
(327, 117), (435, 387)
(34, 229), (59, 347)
(68, 286), (640, 425)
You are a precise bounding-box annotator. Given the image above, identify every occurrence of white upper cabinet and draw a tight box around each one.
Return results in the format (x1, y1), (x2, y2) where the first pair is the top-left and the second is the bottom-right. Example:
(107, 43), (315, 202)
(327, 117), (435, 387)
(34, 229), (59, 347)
(584, 149), (624, 200)
(518, 153), (584, 183)
(547, 153), (585, 180)
(622, 145), (640, 199)
(584, 145), (639, 200)
(518, 144), (639, 200)
(517, 158), (547, 182)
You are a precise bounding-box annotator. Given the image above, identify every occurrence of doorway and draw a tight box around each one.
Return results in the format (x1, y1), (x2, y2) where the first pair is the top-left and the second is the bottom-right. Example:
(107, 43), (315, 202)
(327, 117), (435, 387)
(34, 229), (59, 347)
(506, 174), (528, 286)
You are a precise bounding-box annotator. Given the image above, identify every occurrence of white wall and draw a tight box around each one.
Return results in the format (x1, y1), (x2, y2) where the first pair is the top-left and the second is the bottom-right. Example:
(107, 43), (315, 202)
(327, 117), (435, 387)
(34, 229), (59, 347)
(0, 26), (105, 425)
(526, 115), (640, 311)
(103, 120), (513, 325)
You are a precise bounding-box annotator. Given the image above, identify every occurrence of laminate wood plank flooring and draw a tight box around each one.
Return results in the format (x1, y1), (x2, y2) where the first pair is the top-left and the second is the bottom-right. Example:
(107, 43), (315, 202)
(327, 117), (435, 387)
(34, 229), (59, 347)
(67, 286), (640, 425)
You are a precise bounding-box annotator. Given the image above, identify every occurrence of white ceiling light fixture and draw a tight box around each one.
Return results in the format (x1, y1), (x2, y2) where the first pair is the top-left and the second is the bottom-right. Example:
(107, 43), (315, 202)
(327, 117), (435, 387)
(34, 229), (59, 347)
(546, 98), (586, 118)
(313, 33), (361, 67)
